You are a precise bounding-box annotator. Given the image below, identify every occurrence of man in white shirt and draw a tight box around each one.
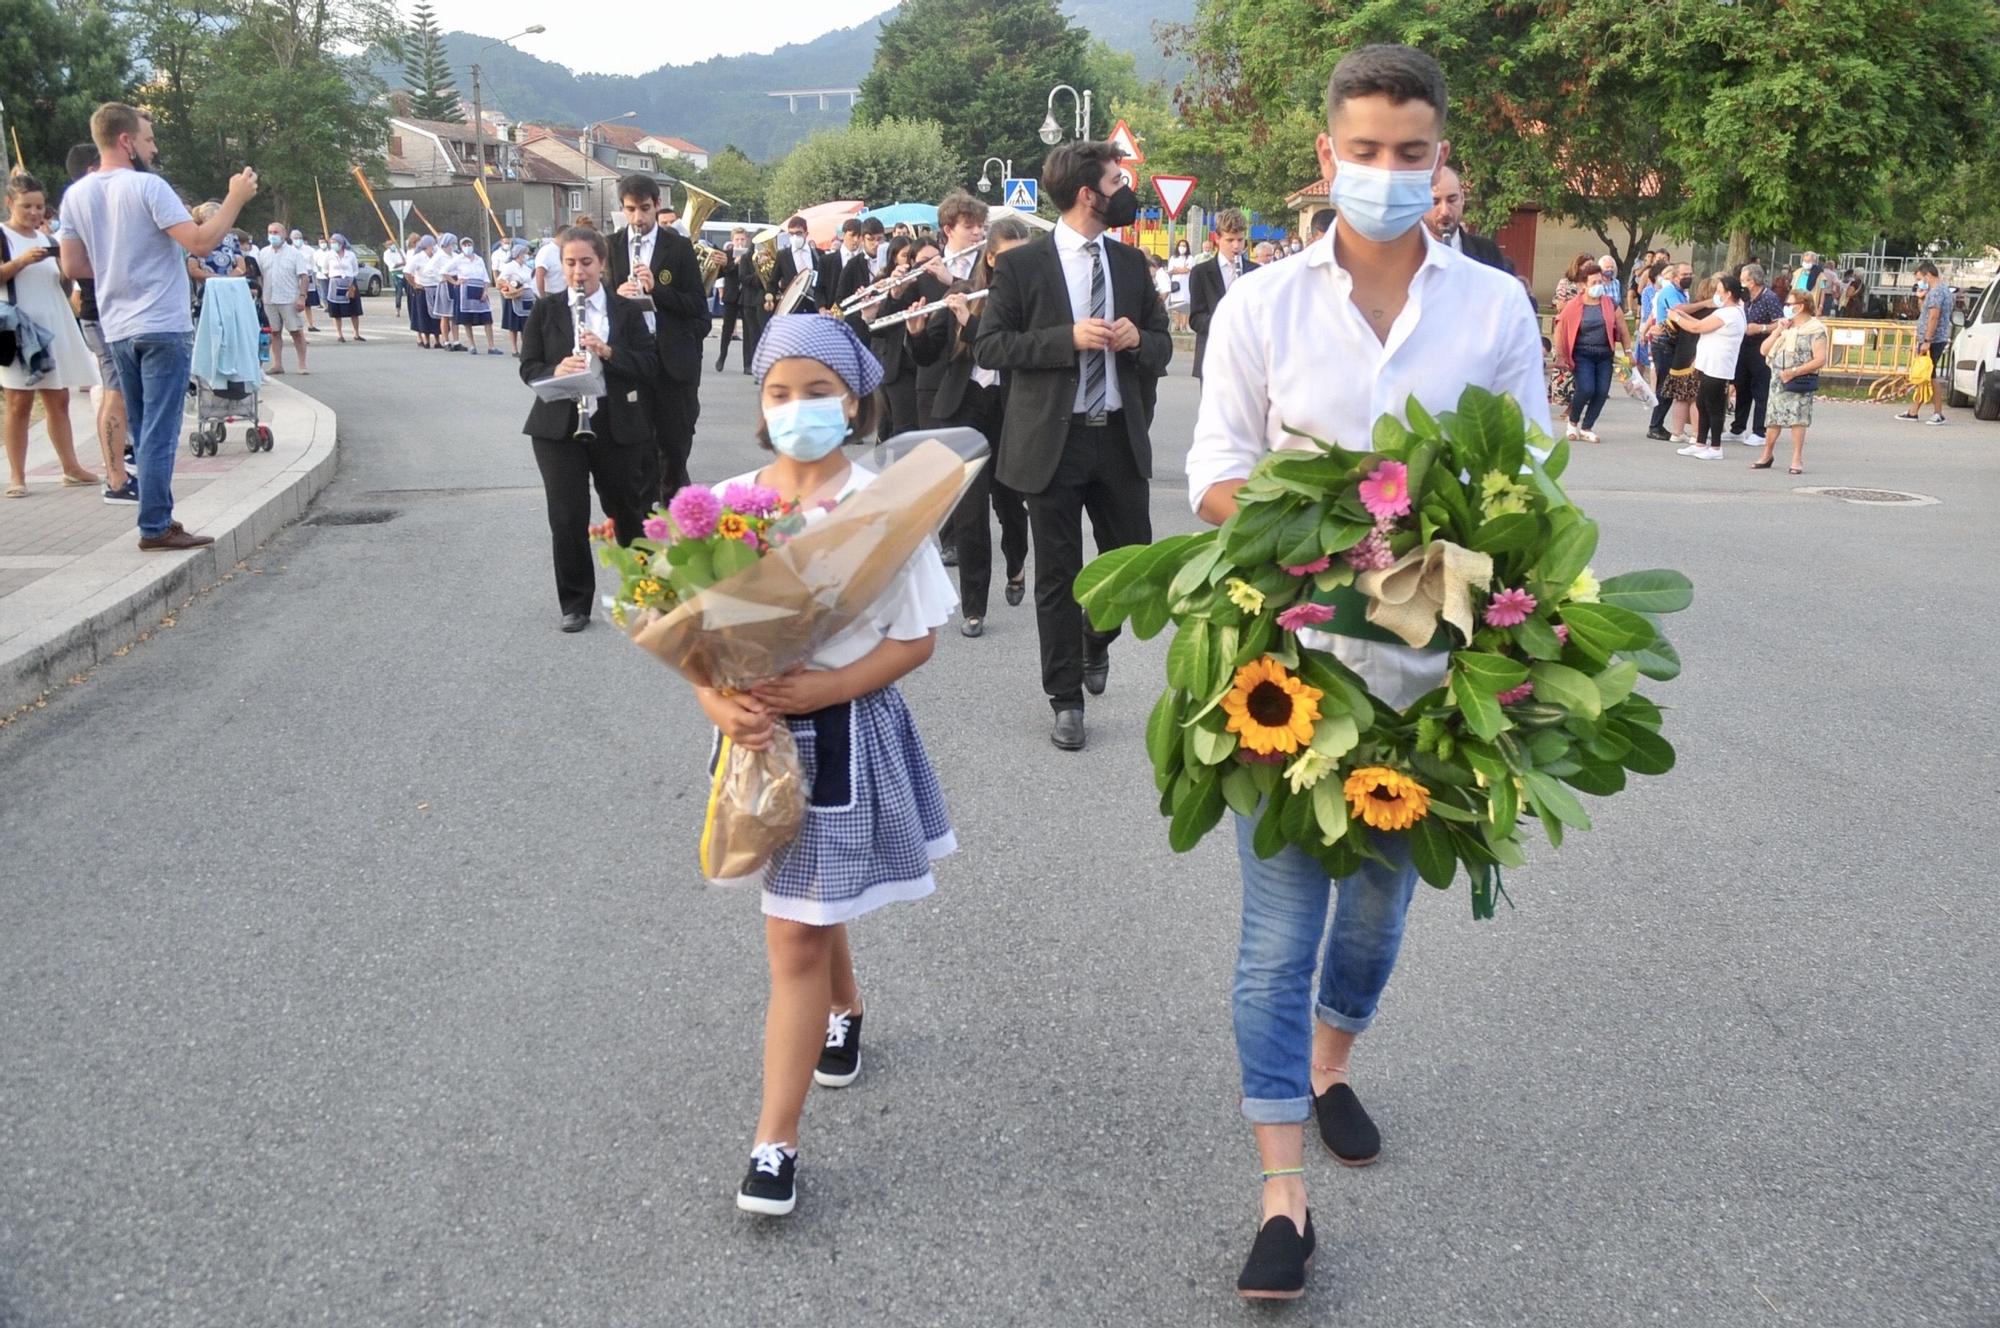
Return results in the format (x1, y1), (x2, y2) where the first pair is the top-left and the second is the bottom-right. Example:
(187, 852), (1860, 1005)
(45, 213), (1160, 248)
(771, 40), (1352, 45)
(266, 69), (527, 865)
(258, 224), (313, 374)
(382, 236), (406, 314)
(532, 231), (562, 298)
(1185, 45), (1548, 1302)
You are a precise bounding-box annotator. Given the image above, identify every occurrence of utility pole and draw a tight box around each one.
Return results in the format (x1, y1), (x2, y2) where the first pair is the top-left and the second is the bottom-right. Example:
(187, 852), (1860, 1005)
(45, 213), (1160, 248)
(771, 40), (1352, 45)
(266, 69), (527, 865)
(472, 63), (489, 257)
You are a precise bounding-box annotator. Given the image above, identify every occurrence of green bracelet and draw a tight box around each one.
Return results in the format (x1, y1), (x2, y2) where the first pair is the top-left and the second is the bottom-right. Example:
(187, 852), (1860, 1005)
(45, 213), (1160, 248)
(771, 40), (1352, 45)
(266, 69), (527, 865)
(1260, 1166), (1305, 1179)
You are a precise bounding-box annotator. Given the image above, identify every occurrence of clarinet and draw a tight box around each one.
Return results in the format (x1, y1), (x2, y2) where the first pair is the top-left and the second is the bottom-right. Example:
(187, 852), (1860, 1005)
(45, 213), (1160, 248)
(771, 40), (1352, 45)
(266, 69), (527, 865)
(570, 285), (597, 441)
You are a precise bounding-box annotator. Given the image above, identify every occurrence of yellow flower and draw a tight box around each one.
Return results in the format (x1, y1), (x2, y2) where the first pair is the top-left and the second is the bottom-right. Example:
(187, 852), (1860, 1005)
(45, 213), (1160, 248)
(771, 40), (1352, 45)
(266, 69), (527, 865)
(1567, 568), (1600, 603)
(716, 512), (750, 542)
(1479, 471), (1530, 518)
(1221, 656), (1322, 756)
(1284, 747), (1336, 794)
(634, 578), (665, 604)
(1225, 577), (1266, 615)
(1343, 766), (1432, 832)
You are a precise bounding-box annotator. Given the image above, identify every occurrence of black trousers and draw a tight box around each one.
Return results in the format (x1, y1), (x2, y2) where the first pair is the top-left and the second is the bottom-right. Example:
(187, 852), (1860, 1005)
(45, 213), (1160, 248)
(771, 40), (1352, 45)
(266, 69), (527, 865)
(883, 373), (917, 441)
(1730, 338), (1771, 435)
(1648, 338), (1676, 430)
(739, 306), (765, 370)
(653, 380), (697, 503)
(531, 433), (648, 617)
(715, 304), (739, 367)
(950, 382), (1030, 619)
(1695, 371), (1730, 448)
(1025, 412), (1152, 710)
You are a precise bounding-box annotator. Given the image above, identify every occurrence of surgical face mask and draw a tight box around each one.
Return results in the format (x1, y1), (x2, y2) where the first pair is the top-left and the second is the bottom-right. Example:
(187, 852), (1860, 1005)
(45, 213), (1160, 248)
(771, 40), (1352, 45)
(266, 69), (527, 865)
(765, 396), (850, 461)
(1093, 183), (1139, 229)
(1585, 282), (1604, 300)
(462, 243), (474, 254)
(1678, 276), (1693, 291)
(268, 232), (284, 245)
(1329, 150), (1438, 243)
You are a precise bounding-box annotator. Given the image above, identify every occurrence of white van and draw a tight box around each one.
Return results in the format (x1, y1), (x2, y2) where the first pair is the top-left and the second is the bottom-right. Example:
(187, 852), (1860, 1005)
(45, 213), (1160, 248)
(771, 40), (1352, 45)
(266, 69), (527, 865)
(1947, 284), (1999, 418)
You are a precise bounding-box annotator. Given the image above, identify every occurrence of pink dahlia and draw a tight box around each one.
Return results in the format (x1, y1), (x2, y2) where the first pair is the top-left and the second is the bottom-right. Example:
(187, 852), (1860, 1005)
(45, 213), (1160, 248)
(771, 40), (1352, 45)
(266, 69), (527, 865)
(1285, 555), (1333, 577)
(1357, 460), (1412, 521)
(1484, 587), (1538, 628)
(1497, 682), (1535, 706)
(641, 516), (670, 542)
(668, 485), (721, 540)
(1344, 530), (1396, 571)
(1554, 623), (1570, 644)
(720, 482), (782, 517)
(1276, 601), (1337, 632)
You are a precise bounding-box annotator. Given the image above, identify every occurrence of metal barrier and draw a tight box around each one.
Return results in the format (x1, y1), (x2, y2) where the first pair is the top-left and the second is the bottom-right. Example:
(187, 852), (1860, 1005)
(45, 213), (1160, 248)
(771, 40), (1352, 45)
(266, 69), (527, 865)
(1818, 319), (1922, 377)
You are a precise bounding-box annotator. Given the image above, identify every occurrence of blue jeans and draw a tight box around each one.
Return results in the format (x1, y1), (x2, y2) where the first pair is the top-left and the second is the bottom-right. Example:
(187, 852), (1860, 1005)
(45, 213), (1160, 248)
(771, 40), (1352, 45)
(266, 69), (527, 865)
(1232, 815), (1419, 1124)
(1567, 353), (1614, 430)
(111, 332), (194, 538)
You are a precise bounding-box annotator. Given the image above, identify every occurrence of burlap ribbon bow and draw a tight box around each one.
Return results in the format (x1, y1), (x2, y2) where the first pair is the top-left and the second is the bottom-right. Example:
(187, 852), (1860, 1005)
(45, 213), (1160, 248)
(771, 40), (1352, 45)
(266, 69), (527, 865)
(1354, 540), (1495, 648)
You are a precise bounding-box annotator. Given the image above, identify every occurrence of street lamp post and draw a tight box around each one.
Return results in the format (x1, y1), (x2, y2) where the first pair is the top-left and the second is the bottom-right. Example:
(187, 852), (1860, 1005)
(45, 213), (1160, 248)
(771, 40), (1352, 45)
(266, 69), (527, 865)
(1038, 85), (1092, 147)
(976, 156), (1013, 195)
(471, 25), (545, 257)
(582, 111), (638, 226)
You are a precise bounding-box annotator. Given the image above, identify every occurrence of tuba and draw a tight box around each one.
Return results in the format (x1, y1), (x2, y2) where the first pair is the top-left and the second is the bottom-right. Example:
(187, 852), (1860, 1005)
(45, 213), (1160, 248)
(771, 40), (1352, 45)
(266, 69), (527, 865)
(682, 181), (729, 285)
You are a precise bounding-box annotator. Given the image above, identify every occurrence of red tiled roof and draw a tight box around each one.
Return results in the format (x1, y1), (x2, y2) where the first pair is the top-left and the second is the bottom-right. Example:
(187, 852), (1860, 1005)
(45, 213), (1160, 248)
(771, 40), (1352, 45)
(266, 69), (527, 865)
(1284, 178), (1330, 208)
(649, 135), (708, 156)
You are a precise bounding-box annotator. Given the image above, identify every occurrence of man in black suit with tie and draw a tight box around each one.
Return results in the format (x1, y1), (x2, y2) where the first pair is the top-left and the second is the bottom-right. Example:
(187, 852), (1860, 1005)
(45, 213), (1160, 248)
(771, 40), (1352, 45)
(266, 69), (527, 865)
(1189, 207), (1256, 381)
(734, 233), (767, 375)
(976, 140), (1173, 751)
(770, 215), (822, 313)
(607, 174), (709, 504)
(1425, 164), (1516, 274)
(519, 226), (656, 634)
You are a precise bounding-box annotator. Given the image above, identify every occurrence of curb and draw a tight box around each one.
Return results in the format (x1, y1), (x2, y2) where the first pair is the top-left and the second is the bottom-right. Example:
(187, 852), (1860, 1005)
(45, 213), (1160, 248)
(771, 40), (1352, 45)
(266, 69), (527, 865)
(0, 381), (337, 714)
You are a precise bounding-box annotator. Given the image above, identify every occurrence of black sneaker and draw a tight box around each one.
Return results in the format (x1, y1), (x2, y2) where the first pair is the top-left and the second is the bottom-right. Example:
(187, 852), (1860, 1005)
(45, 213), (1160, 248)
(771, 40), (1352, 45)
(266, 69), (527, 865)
(102, 474), (139, 505)
(737, 1143), (797, 1215)
(1237, 1210), (1316, 1300)
(1644, 426), (1672, 441)
(814, 1010), (862, 1088)
(1313, 1081), (1381, 1166)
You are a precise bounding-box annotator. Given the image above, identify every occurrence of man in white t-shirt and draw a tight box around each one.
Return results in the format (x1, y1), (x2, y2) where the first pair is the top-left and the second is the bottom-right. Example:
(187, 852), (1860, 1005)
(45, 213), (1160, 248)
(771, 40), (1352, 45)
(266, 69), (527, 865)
(60, 101), (257, 551)
(533, 232), (562, 297)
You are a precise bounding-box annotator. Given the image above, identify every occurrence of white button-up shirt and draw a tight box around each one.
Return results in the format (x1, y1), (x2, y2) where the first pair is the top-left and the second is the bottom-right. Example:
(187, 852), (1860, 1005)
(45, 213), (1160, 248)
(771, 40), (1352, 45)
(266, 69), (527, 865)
(629, 225), (656, 275)
(573, 286), (609, 343)
(1052, 219), (1121, 414)
(1186, 227), (1550, 707)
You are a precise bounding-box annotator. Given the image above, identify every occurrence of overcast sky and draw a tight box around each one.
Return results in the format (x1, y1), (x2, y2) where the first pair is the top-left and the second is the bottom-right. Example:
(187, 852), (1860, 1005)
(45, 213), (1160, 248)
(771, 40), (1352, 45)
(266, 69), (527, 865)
(427, 0), (895, 76)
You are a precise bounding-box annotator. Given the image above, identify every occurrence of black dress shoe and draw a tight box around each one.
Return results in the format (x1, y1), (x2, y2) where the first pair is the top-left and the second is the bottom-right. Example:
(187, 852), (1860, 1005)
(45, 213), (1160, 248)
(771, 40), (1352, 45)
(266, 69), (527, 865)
(1237, 1211), (1315, 1300)
(1645, 426), (1673, 441)
(1313, 1081), (1381, 1165)
(559, 612), (589, 634)
(1004, 575), (1026, 607)
(960, 617), (984, 638)
(1051, 709), (1086, 751)
(1082, 646), (1110, 696)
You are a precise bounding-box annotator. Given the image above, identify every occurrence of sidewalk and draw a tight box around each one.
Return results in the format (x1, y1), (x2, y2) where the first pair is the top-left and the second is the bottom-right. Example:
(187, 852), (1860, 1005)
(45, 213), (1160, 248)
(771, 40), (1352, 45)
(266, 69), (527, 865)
(0, 378), (336, 714)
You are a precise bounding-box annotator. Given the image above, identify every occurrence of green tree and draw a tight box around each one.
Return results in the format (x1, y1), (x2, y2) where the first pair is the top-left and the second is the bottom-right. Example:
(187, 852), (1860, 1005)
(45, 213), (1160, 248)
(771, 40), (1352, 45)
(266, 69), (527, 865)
(0, 0), (131, 184)
(682, 146), (768, 224)
(401, 0), (459, 122)
(765, 117), (959, 219)
(853, 0), (1096, 190)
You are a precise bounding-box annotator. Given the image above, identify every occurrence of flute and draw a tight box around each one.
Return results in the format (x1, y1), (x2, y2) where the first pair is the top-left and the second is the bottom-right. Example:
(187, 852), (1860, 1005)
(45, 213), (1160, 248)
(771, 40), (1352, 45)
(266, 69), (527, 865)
(571, 286), (597, 440)
(838, 244), (981, 313)
(868, 287), (988, 331)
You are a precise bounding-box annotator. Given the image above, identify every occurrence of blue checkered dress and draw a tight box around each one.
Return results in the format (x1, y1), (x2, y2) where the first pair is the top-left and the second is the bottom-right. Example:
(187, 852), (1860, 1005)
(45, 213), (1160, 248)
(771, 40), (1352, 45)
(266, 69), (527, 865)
(760, 685), (955, 924)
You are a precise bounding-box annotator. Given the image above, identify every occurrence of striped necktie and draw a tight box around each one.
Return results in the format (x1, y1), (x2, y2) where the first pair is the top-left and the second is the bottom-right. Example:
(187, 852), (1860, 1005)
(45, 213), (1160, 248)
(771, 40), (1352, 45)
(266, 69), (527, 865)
(1083, 240), (1107, 421)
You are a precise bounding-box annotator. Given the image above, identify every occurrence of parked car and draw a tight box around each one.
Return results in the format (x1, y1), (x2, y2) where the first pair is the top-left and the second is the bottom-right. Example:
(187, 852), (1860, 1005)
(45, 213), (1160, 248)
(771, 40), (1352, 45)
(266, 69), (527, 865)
(1946, 284), (1998, 419)
(347, 243), (387, 296)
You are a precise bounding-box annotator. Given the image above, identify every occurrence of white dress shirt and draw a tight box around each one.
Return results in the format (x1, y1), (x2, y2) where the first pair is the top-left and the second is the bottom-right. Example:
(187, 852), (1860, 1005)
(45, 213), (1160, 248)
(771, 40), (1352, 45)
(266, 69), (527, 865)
(1221, 253), (1244, 291)
(573, 285), (609, 342)
(1186, 227), (1551, 707)
(1052, 219), (1121, 414)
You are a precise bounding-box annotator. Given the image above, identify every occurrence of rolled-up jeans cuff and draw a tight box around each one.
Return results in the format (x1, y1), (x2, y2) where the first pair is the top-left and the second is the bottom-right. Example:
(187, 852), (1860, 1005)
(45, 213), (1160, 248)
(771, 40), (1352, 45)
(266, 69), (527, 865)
(1316, 1001), (1374, 1036)
(1240, 1094), (1312, 1126)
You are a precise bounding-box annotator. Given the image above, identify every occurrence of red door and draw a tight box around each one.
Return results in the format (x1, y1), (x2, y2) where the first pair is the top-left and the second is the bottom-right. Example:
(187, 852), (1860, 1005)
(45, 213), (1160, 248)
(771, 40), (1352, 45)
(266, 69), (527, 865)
(1494, 207), (1539, 287)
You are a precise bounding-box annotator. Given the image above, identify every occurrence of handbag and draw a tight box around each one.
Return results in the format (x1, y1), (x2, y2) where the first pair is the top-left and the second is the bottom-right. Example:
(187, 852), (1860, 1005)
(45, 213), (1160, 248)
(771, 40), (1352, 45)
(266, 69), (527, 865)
(1782, 371), (1819, 394)
(0, 229), (18, 368)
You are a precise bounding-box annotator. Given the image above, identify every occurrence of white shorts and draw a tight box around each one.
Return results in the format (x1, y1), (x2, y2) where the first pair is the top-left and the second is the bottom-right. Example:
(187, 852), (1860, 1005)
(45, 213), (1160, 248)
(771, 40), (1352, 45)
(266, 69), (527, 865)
(266, 300), (305, 333)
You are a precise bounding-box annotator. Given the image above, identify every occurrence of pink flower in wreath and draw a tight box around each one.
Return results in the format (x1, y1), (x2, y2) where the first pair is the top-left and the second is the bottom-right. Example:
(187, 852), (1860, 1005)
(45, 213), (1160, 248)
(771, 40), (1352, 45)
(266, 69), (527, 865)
(1497, 682), (1535, 706)
(1484, 587), (1538, 628)
(1284, 555), (1332, 576)
(1357, 459), (1412, 521)
(641, 516), (670, 542)
(1554, 623), (1570, 644)
(1344, 530), (1395, 571)
(668, 485), (721, 540)
(1276, 602), (1336, 632)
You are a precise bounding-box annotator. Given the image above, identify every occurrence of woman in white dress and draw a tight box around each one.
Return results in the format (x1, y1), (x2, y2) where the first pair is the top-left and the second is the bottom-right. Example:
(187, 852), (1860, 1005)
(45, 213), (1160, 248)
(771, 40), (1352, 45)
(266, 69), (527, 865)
(2, 174), (100, 498)
(1166, 238), (1194, 333)
(323, 234), (364, 343)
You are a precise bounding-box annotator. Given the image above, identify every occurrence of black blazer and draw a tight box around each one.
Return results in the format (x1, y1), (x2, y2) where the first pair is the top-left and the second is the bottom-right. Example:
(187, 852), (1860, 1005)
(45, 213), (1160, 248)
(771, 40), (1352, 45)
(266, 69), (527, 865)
(605, 224), (710, 386)
(907, 292), (994, 422)
(1459, 229), (1516, 276)
(517, 289), (658, 446)
(736, 249), (768, 312)
(835, 249), (874, 338)
(719, 250), (742, 303)
(973, 232), (1173, 495)
(1188, 254), (1258, 380)
(771, 243), (820, 311)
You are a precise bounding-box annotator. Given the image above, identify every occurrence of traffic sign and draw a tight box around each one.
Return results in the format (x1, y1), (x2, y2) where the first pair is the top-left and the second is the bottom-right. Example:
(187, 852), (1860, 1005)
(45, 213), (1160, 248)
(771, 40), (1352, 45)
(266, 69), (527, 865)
(1114, 165), (1136, 193)
(1152, 174), (1198, 221)
(388, 198), (412, 232)
(1002, 177), (1039, 211)
(1106, 119), (1144, 165)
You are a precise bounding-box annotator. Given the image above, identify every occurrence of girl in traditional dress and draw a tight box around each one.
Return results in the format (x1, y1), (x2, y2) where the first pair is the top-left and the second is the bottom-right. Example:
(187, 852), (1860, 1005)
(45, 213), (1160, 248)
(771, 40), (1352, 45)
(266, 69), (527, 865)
(495, 239), (535, 357)
(452, 237), (499, 355)
(406, 236), (440, 348)
(698, 315), (957, 1219)
(428, 232), (459, 350)
(324, 234), (365, 343)
(1, 174), (100, 497)
(306, 233), (327, 331)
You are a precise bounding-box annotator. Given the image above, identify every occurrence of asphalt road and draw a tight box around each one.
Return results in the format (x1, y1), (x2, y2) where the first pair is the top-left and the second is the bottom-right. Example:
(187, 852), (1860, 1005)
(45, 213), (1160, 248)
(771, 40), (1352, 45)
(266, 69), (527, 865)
(3, 324), (1997, 1327)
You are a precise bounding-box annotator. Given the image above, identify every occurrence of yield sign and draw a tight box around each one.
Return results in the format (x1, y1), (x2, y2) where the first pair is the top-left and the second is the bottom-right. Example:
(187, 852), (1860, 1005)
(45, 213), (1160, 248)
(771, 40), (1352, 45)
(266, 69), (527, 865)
(1106, 118), (1144, 165)
(1152, 174), (1198, 221)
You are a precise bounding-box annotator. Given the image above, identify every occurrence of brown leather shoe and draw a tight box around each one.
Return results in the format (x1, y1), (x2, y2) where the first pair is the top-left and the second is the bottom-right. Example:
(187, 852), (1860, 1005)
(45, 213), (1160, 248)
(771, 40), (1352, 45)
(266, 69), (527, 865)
(138, 527), (215, 551)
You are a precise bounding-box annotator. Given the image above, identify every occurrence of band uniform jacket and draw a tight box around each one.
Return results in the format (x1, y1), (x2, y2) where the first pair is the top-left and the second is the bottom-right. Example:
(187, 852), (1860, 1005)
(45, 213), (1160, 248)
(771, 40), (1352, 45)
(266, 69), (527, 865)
(771, 243), (821, 312)
(718, 249), (743, 307)
(835, 248), (874, 339)
(906, 293), (998, 422)
(1458, 229), (1516, 276)
(973, 231), (1173, 496)
(1187, 254), (1259, 380)
(606, 224), (709, 387)
(735, 249), (767, 313)
(517, 289), (658, 447)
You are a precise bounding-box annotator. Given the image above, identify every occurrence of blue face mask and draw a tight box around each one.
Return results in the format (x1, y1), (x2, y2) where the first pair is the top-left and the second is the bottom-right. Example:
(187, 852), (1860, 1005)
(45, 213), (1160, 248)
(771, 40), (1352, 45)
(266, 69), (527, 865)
(1329, 150), (1439, 243)
(765, 396), (850, 461)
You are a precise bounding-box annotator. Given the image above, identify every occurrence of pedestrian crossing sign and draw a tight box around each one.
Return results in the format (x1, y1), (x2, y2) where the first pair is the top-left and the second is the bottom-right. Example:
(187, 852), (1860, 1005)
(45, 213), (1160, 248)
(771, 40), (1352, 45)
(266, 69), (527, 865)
(1003, 177), (1039, 211)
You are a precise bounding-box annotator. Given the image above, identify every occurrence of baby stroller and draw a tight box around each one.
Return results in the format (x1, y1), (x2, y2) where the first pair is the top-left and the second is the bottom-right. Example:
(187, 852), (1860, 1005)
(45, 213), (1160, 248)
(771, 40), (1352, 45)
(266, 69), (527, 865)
(188, 276), (274, 455)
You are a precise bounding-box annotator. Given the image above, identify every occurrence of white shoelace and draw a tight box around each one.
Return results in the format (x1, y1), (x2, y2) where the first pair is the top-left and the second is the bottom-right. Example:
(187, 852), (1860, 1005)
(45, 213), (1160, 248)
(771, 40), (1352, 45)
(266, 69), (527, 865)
(824, 1011), (852, 1050)
(750, 1142), (792, 1177)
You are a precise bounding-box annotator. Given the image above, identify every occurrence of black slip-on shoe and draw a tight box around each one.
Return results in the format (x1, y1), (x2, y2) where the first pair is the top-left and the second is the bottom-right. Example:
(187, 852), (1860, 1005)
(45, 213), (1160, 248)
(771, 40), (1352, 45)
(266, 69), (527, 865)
(1313, 1081), (1381, 1166)
(1004, 575), (1026, 607)
(1082, 647), (1110, 696)
(559, 612), (589, 634)
(1237, 1211), (1315, 1300)
(1051, 708), (1086, 751)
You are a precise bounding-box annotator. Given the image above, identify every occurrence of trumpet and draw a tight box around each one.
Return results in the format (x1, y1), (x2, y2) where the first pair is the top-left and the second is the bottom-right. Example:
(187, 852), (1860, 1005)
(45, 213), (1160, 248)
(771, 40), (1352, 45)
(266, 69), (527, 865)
(571, 285), (597, 441)
(837, 244), (981, 313)
(868, 287), (988, 331)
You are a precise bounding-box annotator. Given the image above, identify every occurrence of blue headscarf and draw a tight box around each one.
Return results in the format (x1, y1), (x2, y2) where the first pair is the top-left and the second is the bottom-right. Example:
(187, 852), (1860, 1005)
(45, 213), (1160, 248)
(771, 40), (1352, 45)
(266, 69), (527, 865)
(751, 314), (885, 396)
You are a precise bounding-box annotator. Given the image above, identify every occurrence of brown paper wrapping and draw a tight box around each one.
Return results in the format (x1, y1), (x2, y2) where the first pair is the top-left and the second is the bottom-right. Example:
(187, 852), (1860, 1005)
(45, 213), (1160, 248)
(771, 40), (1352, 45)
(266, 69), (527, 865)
(1354, 540), (1494, 648)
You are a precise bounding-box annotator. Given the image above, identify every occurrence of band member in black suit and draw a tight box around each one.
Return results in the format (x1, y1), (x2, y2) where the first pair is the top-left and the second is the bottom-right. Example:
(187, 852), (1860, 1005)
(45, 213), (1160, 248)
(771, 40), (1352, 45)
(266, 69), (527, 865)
(833, 218), (874, 337)
(908, 216), (1034, 635)
(735, 237), (768, 376)
(975, 141), (1173, 751)
(770, 215), (823, 313)
(1425, 164), (1516, 275)
(1189, 207), (1257, 381)
(715, 225), (747, 370)
(868, 236), (927, 438)
(914, 190), (989, 432)
(519, 226), (656, 634)
(607, 174), (709, 503)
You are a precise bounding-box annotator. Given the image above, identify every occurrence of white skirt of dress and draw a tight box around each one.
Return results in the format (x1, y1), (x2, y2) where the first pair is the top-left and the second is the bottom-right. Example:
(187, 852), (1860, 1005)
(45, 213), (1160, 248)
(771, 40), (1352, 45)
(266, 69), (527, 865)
(0, 232), (101, 392)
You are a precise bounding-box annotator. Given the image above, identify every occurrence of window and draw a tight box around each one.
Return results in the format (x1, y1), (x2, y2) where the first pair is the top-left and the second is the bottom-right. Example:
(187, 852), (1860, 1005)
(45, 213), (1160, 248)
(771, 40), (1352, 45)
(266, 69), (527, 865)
(567, 189), (583, 213)
(388, 136), (403, 158)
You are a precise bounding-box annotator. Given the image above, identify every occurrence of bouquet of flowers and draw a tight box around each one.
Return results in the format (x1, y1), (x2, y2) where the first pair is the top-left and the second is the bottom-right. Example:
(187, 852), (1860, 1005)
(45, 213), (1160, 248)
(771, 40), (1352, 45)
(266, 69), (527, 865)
(1075, 387), (1691, 918)
(593, 437), (986, 881)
